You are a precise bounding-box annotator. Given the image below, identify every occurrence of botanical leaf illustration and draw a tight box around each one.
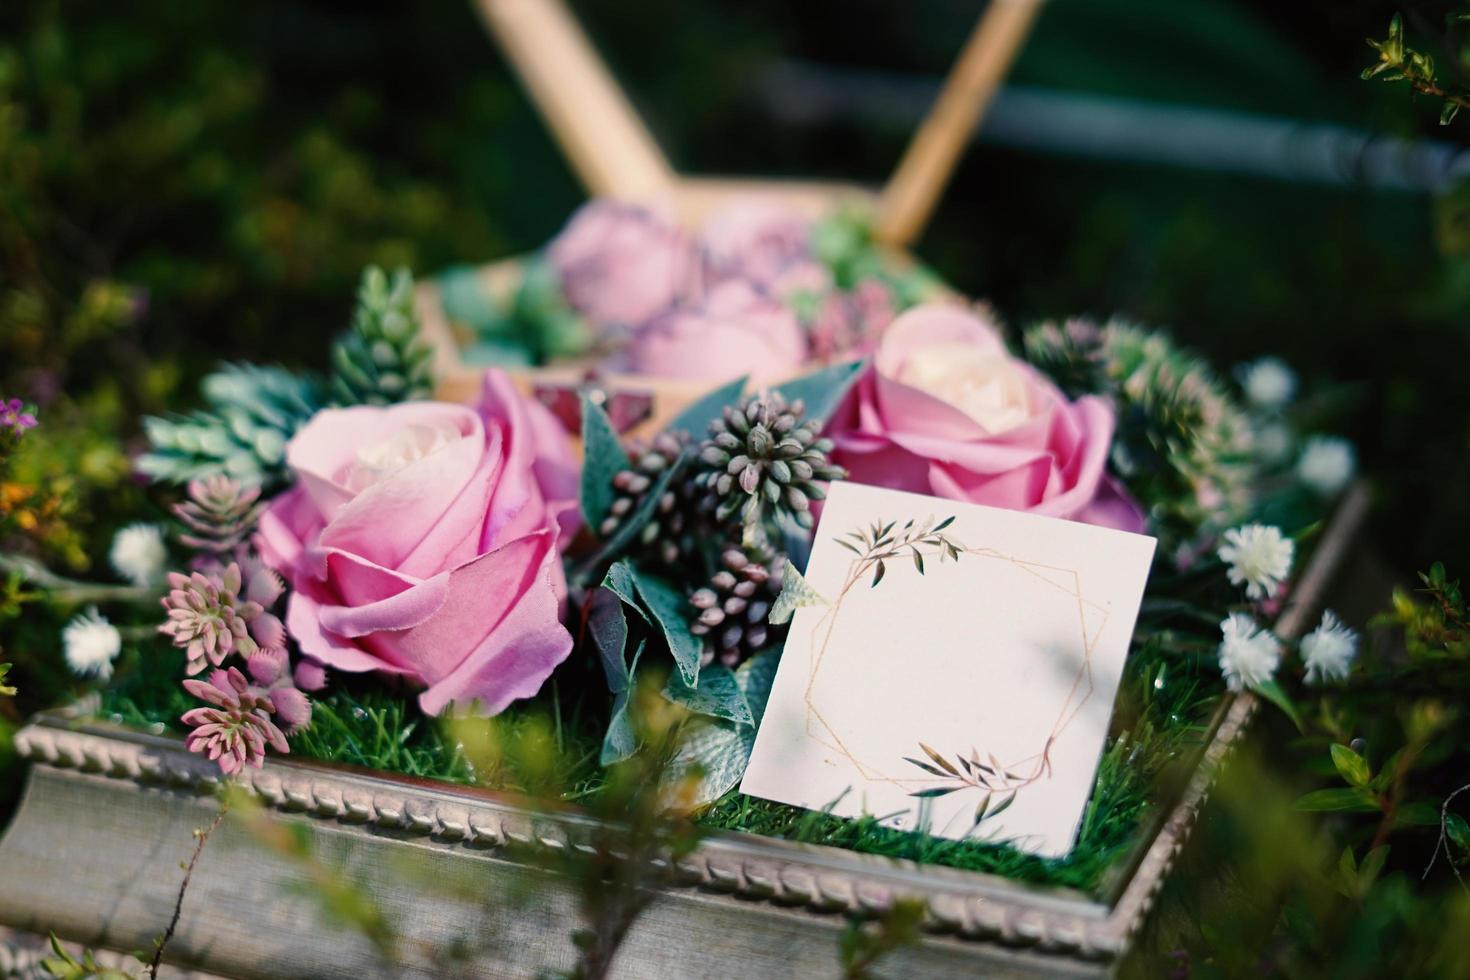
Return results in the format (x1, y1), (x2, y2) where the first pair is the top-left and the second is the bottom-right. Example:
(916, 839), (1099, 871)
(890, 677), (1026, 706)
(834, 515), (965, 589)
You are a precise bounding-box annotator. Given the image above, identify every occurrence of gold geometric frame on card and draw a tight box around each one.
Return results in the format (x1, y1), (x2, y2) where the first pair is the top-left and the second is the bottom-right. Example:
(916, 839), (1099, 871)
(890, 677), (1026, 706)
(799, 517), (1109, 810)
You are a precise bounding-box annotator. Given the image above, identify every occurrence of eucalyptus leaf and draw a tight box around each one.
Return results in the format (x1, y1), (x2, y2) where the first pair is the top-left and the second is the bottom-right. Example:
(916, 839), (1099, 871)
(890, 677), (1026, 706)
(580, 393), (630, 530)
(737, 648), (780, 728)
(773, 360), (864, 426)
(672, 718), (757, 806)
(628, 566), (703, 686)
(668, 649), (782, 806)
(667, 376), (748, 436)
(573, 454), (687, 586)
(601, 561), (648, 624)
(664, 663), (752, 725)
(601, 640), (645, 766)
(588, 586), (640, 766)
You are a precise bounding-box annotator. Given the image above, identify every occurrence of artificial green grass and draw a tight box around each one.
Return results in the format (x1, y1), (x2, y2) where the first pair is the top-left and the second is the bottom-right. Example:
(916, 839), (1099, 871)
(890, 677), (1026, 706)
(699, 632), (1222, 894)
(95, 614), (1226, 898)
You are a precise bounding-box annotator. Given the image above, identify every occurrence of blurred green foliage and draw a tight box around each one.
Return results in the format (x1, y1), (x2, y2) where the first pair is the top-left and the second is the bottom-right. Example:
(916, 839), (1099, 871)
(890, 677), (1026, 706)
(2, 0), (1470, 973)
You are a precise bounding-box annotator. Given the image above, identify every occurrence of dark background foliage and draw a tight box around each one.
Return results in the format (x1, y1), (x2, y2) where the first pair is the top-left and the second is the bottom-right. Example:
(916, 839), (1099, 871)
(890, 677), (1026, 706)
(2, 0), (1468, 973)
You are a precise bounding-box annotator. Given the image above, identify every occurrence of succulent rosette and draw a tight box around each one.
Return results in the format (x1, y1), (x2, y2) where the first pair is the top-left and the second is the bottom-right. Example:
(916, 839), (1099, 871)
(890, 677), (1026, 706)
(825, 304), (1145, 532)
(256, 369), (580, 716)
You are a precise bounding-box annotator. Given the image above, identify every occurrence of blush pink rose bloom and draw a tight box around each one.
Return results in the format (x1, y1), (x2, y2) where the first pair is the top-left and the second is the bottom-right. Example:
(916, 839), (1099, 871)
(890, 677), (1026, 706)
(629, 279), (807, 382)
(255, 370), (581, 716)
(825, 305), (1146, 532)
(547, 200), (700, 328)
(700, 199), (814, 290)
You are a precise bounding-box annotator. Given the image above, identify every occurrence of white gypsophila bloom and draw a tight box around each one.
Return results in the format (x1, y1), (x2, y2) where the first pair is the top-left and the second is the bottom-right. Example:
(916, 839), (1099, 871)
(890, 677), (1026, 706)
(1217, 612), (1281, 691)
(1239, 357), (1297, 409)
(62, 607), (121, 681)
(1302, 609), (1359, 685)
(1255, 422), (1293, 464)
(1218, 523), (1294, 600)
(109, 522), (167, 586)
(1297, 436), (1355, 497)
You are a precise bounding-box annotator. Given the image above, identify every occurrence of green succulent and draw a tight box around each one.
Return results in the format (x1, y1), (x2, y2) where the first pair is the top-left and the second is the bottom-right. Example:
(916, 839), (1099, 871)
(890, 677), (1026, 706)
(138, 363), (322, 486)
(330, 265), (435, 406)
(1025, 317), (1256, 543)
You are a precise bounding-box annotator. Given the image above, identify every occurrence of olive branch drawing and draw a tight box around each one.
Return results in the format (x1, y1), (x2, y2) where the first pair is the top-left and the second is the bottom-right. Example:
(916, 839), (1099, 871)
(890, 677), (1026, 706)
(833, 515), (963, 588)
(904, 740), (1057, 827)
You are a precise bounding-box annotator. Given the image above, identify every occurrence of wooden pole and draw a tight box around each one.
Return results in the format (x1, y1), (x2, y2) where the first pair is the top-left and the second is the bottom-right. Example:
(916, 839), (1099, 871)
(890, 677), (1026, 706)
(874, 0), (1046, 247)
(473, 0), (677, 201)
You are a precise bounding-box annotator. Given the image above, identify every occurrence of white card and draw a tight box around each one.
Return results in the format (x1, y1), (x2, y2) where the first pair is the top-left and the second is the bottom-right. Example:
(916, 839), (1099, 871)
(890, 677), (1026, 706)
(741, 481), (1156, 859)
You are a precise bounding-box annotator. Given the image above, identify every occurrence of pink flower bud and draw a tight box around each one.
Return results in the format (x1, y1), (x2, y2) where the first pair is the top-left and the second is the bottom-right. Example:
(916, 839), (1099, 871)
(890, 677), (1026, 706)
(249, 611), (285, 651)
(247, 648), (288, 685)
(269, 686), (313, 731)
(293, 657), (328, 693)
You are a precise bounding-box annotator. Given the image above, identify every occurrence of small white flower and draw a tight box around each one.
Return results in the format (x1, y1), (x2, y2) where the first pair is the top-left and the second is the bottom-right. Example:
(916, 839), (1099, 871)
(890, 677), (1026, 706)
(1301, 609), (1359, 685)
(1218, 523), (1294, 600)
(62, 607), (121, 681)
(1217, 612), (1281, 691)
(1255, 422), (1293, 464)
(110, 522), (167, 587)
(1297, 436), (1355, 497)
(1239, 357), (1297, 409)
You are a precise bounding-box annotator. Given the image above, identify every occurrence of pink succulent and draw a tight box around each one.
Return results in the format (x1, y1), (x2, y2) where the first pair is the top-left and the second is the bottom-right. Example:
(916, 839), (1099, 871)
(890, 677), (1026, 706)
(180, 667), (289, 774)
(158, 564), (264, 674)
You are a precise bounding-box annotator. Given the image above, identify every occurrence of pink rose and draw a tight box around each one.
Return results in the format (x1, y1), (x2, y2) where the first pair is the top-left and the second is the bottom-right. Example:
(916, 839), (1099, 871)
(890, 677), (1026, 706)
(700, 199), (814, 289)
(825, 305), (1145, 532)
(255, 370), (580, 716)
(629, 279), (807, 382)
(547, 200), (700, 328)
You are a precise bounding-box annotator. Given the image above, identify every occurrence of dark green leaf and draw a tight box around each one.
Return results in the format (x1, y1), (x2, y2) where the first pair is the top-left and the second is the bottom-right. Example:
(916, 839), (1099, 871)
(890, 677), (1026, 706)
(872, 560), (886, 587)
(1254, 679), (1305, 734)
(1447, 813), (1470, 854)
(909, 787), (957, 799)
(912, 549), (924, 574)
(580, 393), (630, 530)
(1395, 801), (1441, 827)
(934, 516), (955, 532)
(1294, 787), (1379, 812)
(1330, 743), (1372, 788)
(1359, 844), (1390, 888)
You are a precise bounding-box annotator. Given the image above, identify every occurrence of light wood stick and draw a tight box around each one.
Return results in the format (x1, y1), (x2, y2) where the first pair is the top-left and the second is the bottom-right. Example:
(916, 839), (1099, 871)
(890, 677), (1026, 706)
(473, 0), (676, 200)
(875, 0), (1046, 246)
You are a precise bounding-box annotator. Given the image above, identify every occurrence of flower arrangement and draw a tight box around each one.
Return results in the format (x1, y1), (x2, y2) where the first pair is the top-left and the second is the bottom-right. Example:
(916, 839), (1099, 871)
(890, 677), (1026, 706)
(12, 202), (1360, 938)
